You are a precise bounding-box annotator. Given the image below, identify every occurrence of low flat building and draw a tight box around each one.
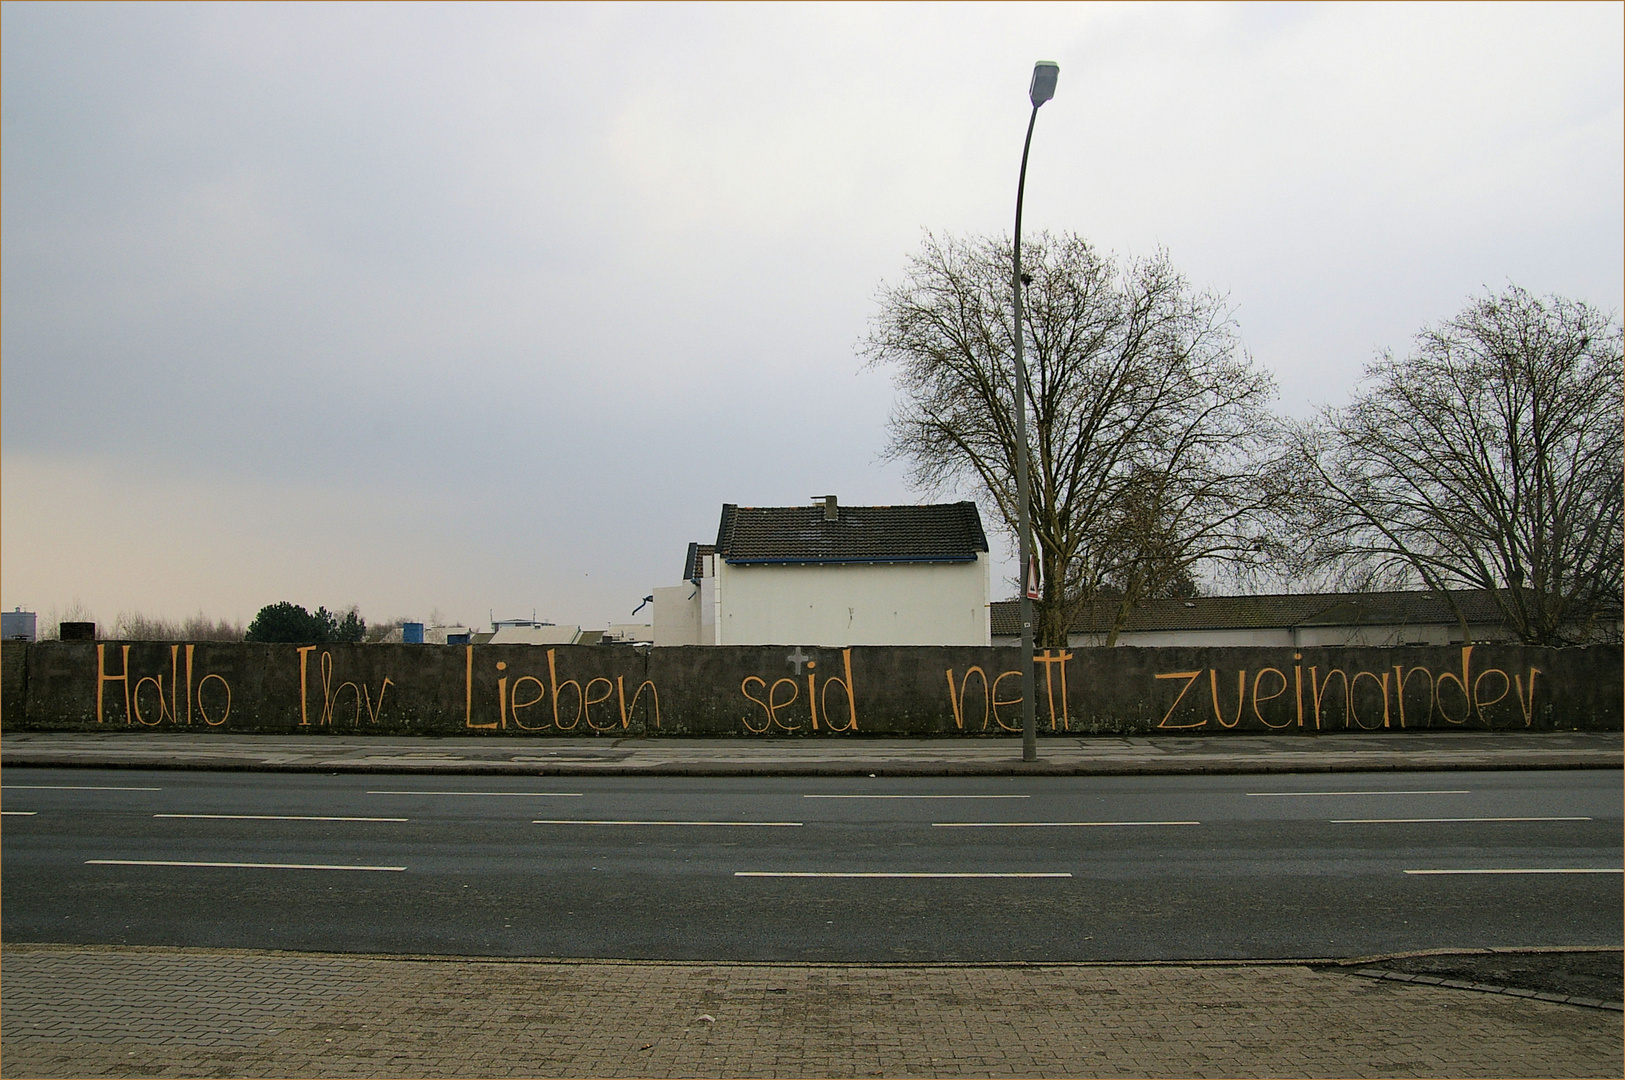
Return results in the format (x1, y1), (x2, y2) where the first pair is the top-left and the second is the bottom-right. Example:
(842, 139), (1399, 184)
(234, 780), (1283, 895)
(990, 589), (1524, 648)
(654, 496), (992, 647)
(488, 623), (583, 646)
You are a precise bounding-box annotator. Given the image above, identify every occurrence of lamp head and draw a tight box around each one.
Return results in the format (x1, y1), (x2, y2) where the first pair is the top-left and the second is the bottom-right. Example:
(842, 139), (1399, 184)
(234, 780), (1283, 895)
(1029, 61), (1059, 107)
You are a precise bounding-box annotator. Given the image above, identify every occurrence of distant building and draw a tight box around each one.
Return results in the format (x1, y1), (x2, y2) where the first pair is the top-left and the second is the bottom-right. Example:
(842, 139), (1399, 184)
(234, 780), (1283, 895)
(654, 496), (992, 647)
(378, 623), (476, 645)
(3, 609), (37, 642)
(990, 589), (1530, 648)
(488, 622), (582, 646)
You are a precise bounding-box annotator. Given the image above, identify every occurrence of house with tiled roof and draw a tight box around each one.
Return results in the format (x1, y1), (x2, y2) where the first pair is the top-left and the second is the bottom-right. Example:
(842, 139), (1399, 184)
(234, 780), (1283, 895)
(653, 497), (992, 646)
(989, 589), (1524, 648)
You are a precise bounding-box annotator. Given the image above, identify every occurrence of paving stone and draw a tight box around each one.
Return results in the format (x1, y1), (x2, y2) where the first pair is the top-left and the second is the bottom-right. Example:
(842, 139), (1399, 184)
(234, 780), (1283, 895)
(2, 945), (1621, 1078)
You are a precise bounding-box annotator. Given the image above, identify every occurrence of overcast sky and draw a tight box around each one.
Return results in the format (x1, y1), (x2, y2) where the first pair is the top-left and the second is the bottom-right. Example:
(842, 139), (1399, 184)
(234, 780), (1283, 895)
(4, 1), (1621, 632)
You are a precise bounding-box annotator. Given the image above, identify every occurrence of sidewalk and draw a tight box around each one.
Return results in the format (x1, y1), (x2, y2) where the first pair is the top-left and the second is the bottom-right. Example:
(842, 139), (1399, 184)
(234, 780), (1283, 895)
(2, 944), (1619, 1079)
(0, 730), (1619, 776)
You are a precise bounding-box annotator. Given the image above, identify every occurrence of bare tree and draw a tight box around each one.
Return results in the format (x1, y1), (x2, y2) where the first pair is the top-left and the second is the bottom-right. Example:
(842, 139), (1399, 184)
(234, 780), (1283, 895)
(38, 599), (95, 641)
(863, 231), (1288, 646)
(1292, 286), (1623, 645)
(106, 611), (245, 640)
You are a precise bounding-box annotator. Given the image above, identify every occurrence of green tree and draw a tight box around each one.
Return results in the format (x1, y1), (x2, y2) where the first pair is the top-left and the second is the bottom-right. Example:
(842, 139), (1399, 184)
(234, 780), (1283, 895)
(245, 602), (364, 644)
(332, 606), (366, 643)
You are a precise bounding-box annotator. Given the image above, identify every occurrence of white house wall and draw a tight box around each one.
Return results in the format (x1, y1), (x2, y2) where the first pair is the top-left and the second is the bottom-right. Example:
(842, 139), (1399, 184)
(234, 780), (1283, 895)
(700, 570), (719, 645)
(651, 585), (701, 646)
(714, 553), (991, 646)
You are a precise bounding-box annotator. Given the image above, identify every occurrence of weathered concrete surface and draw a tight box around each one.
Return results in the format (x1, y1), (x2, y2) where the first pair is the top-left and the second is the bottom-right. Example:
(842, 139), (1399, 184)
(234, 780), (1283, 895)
(1, 730), (1619, 776)
(3, 640), (1619, 737)
(2, 944), (1619, 1079)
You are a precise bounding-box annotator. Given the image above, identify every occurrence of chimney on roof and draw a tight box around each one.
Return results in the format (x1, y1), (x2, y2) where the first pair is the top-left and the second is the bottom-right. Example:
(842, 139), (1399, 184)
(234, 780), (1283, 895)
(813, 494), (838, 520)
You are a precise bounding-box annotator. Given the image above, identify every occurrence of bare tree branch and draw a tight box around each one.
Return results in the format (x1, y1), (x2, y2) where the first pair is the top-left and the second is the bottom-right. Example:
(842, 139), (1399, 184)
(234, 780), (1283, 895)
(1290, 286), (1624, 645)
(863, 231), (1288, 647)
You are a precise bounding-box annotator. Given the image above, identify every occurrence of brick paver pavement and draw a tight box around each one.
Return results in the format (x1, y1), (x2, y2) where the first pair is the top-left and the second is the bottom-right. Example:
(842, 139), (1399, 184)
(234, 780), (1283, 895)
(2, 945), (1620, 1079)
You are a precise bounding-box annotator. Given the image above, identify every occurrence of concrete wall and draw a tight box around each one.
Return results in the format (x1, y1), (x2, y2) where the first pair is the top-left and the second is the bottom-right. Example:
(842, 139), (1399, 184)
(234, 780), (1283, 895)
(714, 553), (991, 647)
(3, 640), (1617, 736)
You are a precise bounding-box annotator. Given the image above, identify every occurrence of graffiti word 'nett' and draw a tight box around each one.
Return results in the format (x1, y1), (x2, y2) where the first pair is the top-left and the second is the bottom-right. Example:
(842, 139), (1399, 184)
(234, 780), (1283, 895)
(946, 650), (1073, 732)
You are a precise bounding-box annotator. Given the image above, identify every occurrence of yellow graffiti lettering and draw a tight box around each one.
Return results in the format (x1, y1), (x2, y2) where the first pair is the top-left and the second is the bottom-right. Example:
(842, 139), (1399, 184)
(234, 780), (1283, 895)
(741, 677), (773, 734)
(1308, 667), (1349, 730)
(1393, 665), (1434, 729)
(184, 644), (194, 725)
(1155, 671), (1204, 729)
(1209, 668), (1245, 729)
(819, 649), (858, 732)
(767, 678), (800, 731)
(616, 676), (661, 730)
(1036, 650), (1072, 731)
(583, 677), (617, 732)
(1473, 667), (1511, 721)
(547, 649), (584, 731)
(1349, 670), (1390, 730)
(946, 667), (990, 731)
(510, 675), (547, 730)
(196, 673), (230, 726)
(297, 645), (317, 726)
(1513, 667), (1542, 727)
(96, 644), (132, 724)
(361, 678), (392, 724)
(1251, 667), (1290, 729)
(132, 676), (168, 726)
(990, 670), (1024, 731)
(1434, 646), (1474, 724)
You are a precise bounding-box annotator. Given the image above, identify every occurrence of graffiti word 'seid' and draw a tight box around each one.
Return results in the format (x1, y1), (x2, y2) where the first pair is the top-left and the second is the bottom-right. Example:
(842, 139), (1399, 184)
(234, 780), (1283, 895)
(462, 647), (660, 732)
(96, 644), (232, 726)
(1154, 647), (1543, 730)
(946, 650), (1074, 732)
(740, 648), (859, 733)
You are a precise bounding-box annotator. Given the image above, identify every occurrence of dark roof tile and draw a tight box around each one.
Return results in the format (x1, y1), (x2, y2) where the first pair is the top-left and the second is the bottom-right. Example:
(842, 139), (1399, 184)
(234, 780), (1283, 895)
(715, 502), (988, 565)
(683, 542), (716, 582)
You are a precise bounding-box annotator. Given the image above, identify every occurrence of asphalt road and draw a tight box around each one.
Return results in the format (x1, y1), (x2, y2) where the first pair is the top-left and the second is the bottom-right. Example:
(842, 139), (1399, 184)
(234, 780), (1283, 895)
(2, 767), (1619, 963)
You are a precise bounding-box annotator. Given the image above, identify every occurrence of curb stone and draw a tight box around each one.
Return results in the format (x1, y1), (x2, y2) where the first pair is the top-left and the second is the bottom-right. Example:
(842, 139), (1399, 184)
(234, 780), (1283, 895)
(1349, 968), (1624, 1011)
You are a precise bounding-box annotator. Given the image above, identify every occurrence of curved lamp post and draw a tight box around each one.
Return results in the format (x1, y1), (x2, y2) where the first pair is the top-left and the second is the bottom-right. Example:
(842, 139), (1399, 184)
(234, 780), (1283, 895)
(1015, 61), (1058, 763)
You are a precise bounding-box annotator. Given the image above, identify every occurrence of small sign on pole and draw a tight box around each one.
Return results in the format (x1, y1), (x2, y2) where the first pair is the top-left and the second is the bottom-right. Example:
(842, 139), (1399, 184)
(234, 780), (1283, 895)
(1025, 556), (1041, 600)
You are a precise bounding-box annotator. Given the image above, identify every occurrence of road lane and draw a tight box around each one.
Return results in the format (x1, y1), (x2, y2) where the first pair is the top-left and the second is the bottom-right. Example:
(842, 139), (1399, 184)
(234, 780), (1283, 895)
(2, 767), (1618, 962)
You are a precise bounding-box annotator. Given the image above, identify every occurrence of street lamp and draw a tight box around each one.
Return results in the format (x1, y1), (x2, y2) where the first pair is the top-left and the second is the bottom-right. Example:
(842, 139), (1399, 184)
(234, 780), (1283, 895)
(1014, 60), (1058, 763)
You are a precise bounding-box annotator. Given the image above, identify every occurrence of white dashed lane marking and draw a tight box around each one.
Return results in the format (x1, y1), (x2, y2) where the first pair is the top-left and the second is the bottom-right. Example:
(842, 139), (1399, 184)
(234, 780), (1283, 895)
(1247, 790), (1470, 797)
(735, 872), (1072, 879)
(2, 785), (161, 791)
(368, 790), (581, 797)
(534, 820), (802, 827)
(154, 814), (409, 822)
(803, 794), (1030, 799)
(86, 860), (406, 872)
(1404, 868), (1623, 875)
(931, 821), (1199, 828)
(1334, 817), (1591, 824)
